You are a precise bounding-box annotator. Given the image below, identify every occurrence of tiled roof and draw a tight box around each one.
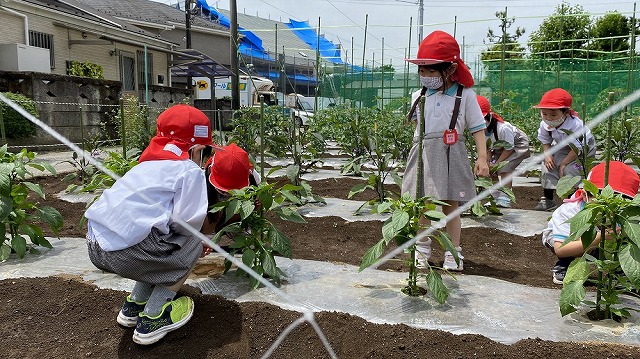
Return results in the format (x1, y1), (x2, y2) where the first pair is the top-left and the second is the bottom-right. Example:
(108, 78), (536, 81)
(69, 0), (228, 31)
(22, 0), (169, 41)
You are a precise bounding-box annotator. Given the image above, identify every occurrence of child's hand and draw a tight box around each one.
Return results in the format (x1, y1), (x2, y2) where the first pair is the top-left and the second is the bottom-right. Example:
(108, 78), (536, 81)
(200, 241), (213, 257)
(544, 156), (555, 170)
(474, 160), (489, 177)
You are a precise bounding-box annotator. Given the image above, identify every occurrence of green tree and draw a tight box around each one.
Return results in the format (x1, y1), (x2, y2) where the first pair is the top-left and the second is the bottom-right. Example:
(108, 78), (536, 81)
(481, 10), (526, 61)
(528, 2), (592, 58)
(588, 12), (632, 57)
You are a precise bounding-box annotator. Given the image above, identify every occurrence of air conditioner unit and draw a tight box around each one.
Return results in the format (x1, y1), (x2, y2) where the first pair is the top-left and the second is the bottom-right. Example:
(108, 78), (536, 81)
(0, 43), (50, 73)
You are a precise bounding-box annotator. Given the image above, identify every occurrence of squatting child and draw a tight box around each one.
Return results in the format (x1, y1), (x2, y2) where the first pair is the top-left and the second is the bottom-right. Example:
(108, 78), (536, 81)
(85, 104), (217, 345)
(534, 88), (596, 211)
(477, 95), (530, 208)
(542, 161), (640, 284)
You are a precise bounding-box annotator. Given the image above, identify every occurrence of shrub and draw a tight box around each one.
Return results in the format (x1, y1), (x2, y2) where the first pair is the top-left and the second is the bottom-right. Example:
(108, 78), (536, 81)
(67, 61), (104, 79)
(0, 145), (63, 260)
(0, 92), (38, 139)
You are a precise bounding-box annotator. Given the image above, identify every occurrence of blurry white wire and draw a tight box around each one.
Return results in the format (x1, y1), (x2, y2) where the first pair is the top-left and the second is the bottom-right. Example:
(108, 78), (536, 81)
(0, 93), (338, 359)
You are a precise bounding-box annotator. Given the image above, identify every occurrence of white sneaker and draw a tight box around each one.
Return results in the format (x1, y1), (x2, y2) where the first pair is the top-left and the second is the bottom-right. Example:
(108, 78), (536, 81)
(495, 196), (511, 208)
(414, 239), (432, 268)
(443, 247), (464, 271)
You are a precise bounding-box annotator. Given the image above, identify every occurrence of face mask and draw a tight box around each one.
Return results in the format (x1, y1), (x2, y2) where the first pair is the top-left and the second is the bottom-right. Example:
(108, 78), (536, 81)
(543, 117), (565, 128)
(420, 75), (443, 90)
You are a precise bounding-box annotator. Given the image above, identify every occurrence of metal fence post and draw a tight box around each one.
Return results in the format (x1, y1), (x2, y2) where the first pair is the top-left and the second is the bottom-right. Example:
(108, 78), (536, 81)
(120, 98), (126, 156)
(79, 105), (85, 153)
(0, 104), (6, 146)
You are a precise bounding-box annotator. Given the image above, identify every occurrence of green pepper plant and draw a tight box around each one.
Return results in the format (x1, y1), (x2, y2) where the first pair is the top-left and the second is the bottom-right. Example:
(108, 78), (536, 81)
(209, 179), (306, 289)
(559, 179), (640, 320)
(359, 193), (458, 303)
(0, 145), (63, 260)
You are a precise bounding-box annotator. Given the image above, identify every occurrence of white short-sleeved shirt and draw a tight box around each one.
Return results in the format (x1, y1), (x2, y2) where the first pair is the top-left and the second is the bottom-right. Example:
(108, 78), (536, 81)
(488, 121), (516, 149)
(537, 115), (594, 155)
(410, 83), (486, 136)
(541, 200), (585, 248)
(85, 160), (208, 251)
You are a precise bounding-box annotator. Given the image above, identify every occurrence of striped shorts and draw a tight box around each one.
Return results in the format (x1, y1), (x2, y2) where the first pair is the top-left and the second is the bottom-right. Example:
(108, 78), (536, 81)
(87, 228), (202, 287)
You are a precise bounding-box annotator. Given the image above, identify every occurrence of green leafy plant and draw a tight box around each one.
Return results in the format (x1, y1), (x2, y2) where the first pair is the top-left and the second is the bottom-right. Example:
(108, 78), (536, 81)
(210, 180), (306, 289)
(346, 121), (403, 213)
(559, 179), (640, 320)
(0, 92), (38, 139)
(111, 95), (153, 152)
(359, 193), (458, 303)
(67, 60), (104, 79)
(0, 145), (63, 260)
(67, 148), (140, 194)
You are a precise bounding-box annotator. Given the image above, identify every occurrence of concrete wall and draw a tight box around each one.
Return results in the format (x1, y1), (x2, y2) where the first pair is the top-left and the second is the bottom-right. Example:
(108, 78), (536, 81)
(0, 71), (191, 151)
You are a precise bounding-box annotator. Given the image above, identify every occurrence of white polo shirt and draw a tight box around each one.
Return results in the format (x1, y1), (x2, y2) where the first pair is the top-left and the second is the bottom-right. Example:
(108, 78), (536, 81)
(410, 83), (486, 136)
(541, 200), (585, 248)
(85, 160), (208, 251)
(537, 115), (594, 154)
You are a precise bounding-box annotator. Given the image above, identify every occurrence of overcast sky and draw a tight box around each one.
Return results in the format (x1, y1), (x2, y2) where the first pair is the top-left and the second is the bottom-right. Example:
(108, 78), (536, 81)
(154, 0), (640, 69)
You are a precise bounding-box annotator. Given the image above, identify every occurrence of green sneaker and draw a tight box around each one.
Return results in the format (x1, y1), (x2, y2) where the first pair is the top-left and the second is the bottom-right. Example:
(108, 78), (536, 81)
(117, 296), (147, 328)
(132, 296), (194, 345)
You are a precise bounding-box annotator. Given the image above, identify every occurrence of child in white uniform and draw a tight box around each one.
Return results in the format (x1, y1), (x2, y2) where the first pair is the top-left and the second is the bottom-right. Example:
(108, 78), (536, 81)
(534, 88), (596, 211)
(542, 161), (639, 284)
(402, 30), (489, 271)
(477, 95), (530, 208)
(85, 104), (217, 345)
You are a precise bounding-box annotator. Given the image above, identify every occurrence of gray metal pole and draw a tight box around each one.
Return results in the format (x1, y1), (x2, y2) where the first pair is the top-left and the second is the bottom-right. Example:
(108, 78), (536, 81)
(230, 0), (240, 111)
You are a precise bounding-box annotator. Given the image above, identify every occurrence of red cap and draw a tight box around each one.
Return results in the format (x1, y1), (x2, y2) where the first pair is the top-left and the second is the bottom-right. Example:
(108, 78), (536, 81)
(587, 161), (640, 198)
(534, 88), (572, 109)
(139, 104), (216, 162)
(477, 95), (491, 116)
(208, 143), (253, 191)
(156, 104), (212, 146)
(476, 95), (503, 122)
(405, 30), (474, 87)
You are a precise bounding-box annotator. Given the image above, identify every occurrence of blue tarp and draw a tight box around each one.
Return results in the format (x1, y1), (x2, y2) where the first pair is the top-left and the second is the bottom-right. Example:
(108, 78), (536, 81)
(285, 19), (344, 65)
(196, 0), (273, 61)
(257, 70), (317, 84)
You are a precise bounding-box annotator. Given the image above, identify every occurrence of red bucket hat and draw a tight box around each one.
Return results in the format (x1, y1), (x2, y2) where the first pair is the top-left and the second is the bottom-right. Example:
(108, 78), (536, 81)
(207, 143), (253, 192)
(139, 104), (216, 162)
(587, 161), (640, 198)
(534, 88), (573, 109)
(476, 95), (503, 122)
(405, 30), (474, 87)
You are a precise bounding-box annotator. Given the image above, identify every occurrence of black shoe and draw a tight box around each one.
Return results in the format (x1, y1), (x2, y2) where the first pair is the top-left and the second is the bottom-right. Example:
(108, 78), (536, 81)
(117, 296), (147, 327)
(552, 260), (569, 285)
(535, 197), (558, 211)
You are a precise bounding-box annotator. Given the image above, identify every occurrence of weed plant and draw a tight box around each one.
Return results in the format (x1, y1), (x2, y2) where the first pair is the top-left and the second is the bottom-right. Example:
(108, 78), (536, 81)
(0, 145), (62, 260)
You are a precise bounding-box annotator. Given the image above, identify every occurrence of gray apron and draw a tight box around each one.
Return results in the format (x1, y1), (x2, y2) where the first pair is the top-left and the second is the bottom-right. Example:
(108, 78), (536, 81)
(402, 132), (476, 202)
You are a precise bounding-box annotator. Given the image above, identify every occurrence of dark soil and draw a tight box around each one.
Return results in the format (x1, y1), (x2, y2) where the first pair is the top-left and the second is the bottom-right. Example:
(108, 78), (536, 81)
(3, 174), (638, 358)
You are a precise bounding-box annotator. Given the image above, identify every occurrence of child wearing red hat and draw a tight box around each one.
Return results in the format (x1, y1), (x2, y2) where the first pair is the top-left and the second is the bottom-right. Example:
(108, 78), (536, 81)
(85, 104), (218, 345)
(403, 30), (489, 271)
(477, 95), (531, 208)
(542, 161), (640, 284)
(201, 143), (262, 234)
(534, 88), (596, 211)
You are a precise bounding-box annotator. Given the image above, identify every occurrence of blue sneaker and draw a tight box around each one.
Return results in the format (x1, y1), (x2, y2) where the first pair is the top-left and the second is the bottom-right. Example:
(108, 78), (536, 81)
(117, 296), (147, 328)
(132, 296), (194, 345)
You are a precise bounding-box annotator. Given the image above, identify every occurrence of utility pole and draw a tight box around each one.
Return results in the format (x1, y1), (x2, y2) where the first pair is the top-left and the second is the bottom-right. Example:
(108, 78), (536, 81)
(185, 0), (191, 48)
(418, 0), (424, 42)
(230, 0), (240, 111)
(185, 0), (192, 93)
